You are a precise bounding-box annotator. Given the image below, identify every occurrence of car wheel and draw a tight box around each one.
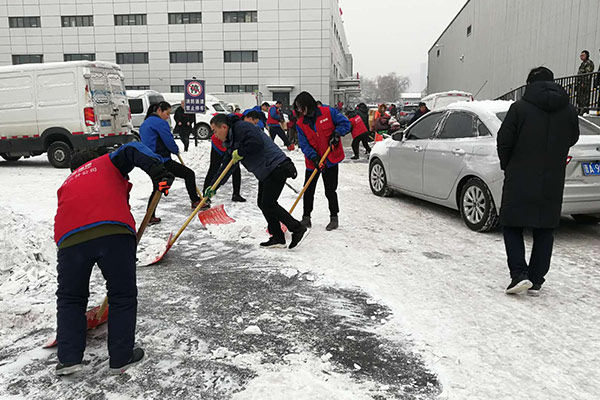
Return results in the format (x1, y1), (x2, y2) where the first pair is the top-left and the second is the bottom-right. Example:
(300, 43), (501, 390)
(47, 141), (71, 169)
(196, 123), (212, 140)
(459, 178), (498, 232)
(1, 153), (21, 162)
(369, 158), (392, 197)
(572, 214), (600, 224)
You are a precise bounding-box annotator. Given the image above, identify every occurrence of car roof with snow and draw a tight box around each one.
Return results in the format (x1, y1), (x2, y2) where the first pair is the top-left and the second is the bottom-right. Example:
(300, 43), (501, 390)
(446, 100), (513, 133)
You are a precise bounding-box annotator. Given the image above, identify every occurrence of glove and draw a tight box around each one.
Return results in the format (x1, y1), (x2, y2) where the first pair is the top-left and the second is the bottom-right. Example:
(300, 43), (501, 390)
(204, 186), (216, 199)
(311, 156), (325, 171)
(232, 149), (244, 163)
(148, 164), (175, 196)
(329, 132), (340, 146)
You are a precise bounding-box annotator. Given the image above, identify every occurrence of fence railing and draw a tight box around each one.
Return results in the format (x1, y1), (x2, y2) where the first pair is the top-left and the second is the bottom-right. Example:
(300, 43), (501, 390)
(495, 71), (600, 114)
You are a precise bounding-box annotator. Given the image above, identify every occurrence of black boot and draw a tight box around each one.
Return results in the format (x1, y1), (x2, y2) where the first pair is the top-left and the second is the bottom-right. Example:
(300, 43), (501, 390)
(289, 226), (308, 249)
(55, 362), (83, 376)
(301, 216), (311, 228)
(232, 194), (247, 202)
(110, 347), (145, 374)
(326, 216), (339, 231)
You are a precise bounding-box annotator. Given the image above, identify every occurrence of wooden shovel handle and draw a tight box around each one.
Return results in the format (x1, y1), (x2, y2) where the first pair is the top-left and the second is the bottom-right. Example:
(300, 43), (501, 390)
(136, 190), (161, 244)
(169, 158), (237, 246)
(95, 296), (109, 320)
(289, 146), (332, 215)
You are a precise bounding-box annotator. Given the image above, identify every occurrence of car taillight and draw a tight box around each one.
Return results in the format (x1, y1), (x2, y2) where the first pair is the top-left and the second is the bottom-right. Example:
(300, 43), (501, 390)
(84, 107), (95, 127)
(566, 156), (572, 165)
(399, 112), (406, 116)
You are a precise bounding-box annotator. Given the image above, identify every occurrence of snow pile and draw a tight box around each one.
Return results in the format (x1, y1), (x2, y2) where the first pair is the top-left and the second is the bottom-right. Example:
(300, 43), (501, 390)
(0, 205), (56, 296)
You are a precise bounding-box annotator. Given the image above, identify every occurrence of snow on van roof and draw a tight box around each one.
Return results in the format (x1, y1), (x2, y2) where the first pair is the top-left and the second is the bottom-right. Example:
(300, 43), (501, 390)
(421, 90), (473, 100)
(0, 60), (121, 73)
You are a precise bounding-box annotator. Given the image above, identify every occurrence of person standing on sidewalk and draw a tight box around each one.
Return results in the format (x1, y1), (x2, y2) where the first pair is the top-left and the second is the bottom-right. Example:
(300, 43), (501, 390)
(267, 100), (294, 150)
(577, 50), (595, 116)
(174, 101), (195, 152)
(206, 114), (307, 249)
(294, 91), (351, 231)
(140, 102), (202, 224)
(497, 66), (580, 296)
(53, 142), (174, 375)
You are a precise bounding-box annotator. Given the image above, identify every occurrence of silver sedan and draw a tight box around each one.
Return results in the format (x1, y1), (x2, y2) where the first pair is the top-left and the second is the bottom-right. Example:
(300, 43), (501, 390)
(368, 101), (600, 231)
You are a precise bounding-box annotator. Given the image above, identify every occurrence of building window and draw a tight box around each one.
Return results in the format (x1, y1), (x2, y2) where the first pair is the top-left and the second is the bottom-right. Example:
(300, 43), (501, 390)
(126, 85), (150, 90)
(224, 51), (258, 63)
(64, 53), (96, 61)
(168, 13), (202, 24)
(170, 51), (203, 63)
(467, 25), (472, 37)
(223, 11), (257, 23)
(171, 85), (185, 93)
(9, 17), (41, 28)
(12, 54), (43, 65)
(114, 14), (146, 26)
(116, 52), (149, 64)
(61, 16), (93, 27)
(225, 85), (258, 93)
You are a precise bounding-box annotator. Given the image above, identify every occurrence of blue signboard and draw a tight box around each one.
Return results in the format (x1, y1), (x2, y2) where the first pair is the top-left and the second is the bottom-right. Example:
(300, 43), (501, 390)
(184, 79), (205, 114)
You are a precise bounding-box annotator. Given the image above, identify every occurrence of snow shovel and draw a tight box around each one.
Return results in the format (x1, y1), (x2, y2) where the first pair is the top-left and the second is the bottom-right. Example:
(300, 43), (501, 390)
(43, 191), (162, 349)
(269, 146), (332, 235)
(177, 153), (235, 226)
(145, 158), (237, 266)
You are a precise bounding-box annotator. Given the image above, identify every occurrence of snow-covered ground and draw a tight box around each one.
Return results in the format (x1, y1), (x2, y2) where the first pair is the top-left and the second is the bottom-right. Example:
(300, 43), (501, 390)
(1, 138), (599, 399)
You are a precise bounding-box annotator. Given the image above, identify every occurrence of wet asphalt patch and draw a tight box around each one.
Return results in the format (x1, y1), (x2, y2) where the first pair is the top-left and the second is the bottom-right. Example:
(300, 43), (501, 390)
(2, 244), (440, 400)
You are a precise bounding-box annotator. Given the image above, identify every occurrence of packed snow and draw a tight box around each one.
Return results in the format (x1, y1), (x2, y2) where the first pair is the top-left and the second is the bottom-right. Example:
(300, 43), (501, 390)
(0, 137), (599, 399)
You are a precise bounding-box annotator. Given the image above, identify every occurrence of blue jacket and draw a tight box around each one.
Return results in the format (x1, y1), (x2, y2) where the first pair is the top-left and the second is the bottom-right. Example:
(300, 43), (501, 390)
(139, 114), (179, 163)
(243, 105), (267, 129)
(213, 115), (287, 184)
(297, 106), (351, 169)
(268, 105), (282, 126)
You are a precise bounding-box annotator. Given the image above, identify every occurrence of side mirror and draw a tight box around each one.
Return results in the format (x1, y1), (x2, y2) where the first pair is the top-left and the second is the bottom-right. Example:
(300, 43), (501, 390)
(392, 131), (404, 141)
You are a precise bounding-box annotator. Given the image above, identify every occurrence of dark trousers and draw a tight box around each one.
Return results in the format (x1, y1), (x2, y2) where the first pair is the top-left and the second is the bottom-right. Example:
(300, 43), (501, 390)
(202, 147), (241, 196)
(179, 129), (192, 152)
(269, 125), (291, 147)
(288, 125), (298, 145)
(258, 165), (302, 241)
(503, 226), (554, 284)
(56, 234), (137, 367)
(148, 159), (200, 215)
(351, 132), (371, 157)
(303, 165), (339, 218)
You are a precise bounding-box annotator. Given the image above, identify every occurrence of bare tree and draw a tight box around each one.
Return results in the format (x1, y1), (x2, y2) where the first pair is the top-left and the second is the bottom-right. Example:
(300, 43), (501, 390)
(360, 73), (410, 102)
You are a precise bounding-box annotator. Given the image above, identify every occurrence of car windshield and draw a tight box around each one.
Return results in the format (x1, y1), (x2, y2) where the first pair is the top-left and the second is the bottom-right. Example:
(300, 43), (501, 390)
(580, 118), (600, 135)
(212, 103), (225, 112)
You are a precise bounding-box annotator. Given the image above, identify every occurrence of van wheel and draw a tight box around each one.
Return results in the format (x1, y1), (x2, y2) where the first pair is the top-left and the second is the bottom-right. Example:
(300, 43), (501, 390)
(196, 123), (212, 140)
(47, 141), (71, 168)
(459, 178), (499, 232)
(1, 153), (21, 162)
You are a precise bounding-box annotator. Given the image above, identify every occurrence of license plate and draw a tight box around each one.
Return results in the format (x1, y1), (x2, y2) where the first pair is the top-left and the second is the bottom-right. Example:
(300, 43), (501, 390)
(582, 162), (600, 176)
(100, 119), (112, 127)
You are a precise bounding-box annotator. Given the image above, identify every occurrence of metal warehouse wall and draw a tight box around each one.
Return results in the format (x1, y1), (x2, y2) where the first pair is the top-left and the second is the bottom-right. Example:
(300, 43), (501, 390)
(427, 0), (600, 99)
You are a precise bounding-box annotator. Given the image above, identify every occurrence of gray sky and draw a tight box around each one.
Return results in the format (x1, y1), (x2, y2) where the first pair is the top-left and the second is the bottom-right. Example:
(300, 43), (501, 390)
(340, 0), (467, 91)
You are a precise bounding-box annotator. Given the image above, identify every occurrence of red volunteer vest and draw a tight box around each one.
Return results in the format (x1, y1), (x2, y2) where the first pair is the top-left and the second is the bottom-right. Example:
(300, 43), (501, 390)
(267, 106), (281, 125)
(211, 135), (227, 152)
(350, 114), (368, 139)
(297, 106), (345, 169)
(54, 154), (135, 245)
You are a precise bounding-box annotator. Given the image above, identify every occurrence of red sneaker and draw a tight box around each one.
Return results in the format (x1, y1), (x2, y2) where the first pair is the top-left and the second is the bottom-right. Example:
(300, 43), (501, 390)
(287, 144), (295, 151)
(149, 217), (161, 225)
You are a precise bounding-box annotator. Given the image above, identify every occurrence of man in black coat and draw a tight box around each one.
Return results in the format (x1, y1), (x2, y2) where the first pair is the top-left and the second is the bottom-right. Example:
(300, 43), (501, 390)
(497, 67), (580, 295)
(356, 103), (370, 132)
(410, 102), (430, 125)
(174, 101), (196, 151)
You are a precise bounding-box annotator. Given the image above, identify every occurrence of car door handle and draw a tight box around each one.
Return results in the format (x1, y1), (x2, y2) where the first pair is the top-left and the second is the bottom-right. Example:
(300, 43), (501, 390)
(452, 148), (466, 156)
(414, 145), (424, 152)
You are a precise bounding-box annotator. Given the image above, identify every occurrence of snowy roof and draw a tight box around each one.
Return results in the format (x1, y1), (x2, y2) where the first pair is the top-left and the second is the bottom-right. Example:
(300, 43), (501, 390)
(0, 60), (121, 73)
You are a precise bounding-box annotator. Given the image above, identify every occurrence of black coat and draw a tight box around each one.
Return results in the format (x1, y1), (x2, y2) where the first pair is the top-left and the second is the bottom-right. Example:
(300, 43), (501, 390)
(410, 108), (430, 125)
(356, 104), (370, 131)
(497, 81), (580, 228)
(174, 107), (195, 134)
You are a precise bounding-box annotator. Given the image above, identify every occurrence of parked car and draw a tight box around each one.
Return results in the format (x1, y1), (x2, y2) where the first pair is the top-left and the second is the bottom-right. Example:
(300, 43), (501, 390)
(368, 101), (600, 231)
(397, 103), (420, 126)
(161, 93), (228, 140)
(421, 91), (473, 111)
(127, 90), (165, 131)
(0, 61), (133, 168)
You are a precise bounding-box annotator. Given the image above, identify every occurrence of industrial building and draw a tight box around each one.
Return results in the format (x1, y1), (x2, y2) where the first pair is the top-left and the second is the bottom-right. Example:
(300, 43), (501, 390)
(0, 0), (358, 105)
(427, 0), (600, 99)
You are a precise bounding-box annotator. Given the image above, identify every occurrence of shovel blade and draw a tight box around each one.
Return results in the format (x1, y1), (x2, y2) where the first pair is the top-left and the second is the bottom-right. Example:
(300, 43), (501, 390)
(198, 204), (236, 226)
(42, 302), (110, 348)
(146, 233), (174, 266)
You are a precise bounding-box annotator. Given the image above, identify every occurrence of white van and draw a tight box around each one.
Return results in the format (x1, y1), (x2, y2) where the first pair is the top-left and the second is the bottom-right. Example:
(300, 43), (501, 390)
(127, 90), (165, 130)
(0, 61), (133, 168)
(161, 92), (228, 140)
(421, 91), (474, 110)
(208, 92), (260, 111)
